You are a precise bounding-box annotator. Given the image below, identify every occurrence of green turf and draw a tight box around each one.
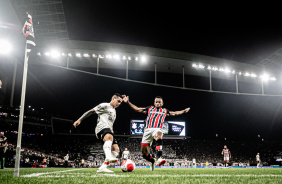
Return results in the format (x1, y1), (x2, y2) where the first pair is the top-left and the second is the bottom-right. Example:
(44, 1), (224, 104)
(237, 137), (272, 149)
(1, 168), (282, 184)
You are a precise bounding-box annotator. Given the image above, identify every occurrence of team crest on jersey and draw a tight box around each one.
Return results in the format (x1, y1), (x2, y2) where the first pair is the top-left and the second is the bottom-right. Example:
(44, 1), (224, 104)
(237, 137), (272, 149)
(96, 105), (104, 110)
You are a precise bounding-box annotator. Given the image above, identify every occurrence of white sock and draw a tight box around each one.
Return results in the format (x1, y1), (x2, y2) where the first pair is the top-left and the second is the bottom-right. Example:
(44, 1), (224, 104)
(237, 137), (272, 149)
(103, 140), (112, 159)
(111, 151), (119, 158)
(99, 161), (110, 169)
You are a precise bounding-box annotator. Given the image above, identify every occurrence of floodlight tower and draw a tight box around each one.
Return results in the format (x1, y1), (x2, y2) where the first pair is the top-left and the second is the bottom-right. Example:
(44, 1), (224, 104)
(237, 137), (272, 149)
(94, 54), (104, 74)
(122, 56), (131, 79)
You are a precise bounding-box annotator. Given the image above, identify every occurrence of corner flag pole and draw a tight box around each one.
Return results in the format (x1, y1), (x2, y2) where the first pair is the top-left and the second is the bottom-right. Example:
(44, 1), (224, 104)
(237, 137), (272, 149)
(13, 12), (35, 177)
(13, 41), (29, 177)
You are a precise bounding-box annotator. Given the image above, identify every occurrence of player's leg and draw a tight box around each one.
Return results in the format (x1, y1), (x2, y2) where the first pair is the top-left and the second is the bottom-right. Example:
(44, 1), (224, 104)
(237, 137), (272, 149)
(103, 133), (118, 162)
(0, 153), (4, 169)
(141, 128), (156, 171)
(141, 145), (156, 170)
(111, 144), (119, 159)
(97, 129), (117, 173)
(154, 130), (166, 166)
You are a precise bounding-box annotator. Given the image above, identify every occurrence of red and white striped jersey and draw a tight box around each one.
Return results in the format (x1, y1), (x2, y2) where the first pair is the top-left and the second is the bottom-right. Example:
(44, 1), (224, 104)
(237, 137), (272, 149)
(222, 149), (230, 157)
(143, 106), (170, 129)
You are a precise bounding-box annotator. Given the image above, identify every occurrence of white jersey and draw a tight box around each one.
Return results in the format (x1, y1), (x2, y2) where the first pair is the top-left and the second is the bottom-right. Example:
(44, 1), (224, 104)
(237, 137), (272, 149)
(256, 155), (260, 161)
(94, 103), (116, 134)
(64, 155), (69, 161)
(122, 151), (130, 159)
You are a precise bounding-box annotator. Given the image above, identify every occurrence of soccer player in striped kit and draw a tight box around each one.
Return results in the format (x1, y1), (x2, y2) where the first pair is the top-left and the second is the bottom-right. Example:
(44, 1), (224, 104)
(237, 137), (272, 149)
(221, 145), (231, 168)
(123, 95), (190, 171)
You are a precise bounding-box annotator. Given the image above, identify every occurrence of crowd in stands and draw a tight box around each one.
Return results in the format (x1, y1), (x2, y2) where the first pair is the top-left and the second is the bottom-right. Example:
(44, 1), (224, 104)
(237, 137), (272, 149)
(1, 105), (282, 168)
(2, 132), (282, 168)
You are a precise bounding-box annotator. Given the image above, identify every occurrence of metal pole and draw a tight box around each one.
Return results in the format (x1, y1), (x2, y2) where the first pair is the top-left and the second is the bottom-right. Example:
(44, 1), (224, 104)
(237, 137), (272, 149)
(261, 79), (264, 95)
(209, 70), (212, 91)
(235, 74), (238, 93)
(66, 55), (69, 68)
(182, 66), (185, 88)
(155, 63), (157, 84)
(14, 41), (29, 177)
(97, 57), (99, 74)
(126, 59), (128, 79)
(10, 62), (17, 107)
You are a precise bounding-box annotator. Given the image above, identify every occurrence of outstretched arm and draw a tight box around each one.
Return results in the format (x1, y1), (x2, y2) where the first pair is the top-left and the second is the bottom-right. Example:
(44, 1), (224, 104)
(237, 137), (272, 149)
(73, 109), (95, 128)
(169, 108), (190, 116)
(122, 95), (144, 113)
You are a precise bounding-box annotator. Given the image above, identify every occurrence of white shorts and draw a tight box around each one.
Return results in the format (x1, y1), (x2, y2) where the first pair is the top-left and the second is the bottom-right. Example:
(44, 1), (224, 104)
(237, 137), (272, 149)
(141, 128), (162, 146)
(224, 157), (229, 161)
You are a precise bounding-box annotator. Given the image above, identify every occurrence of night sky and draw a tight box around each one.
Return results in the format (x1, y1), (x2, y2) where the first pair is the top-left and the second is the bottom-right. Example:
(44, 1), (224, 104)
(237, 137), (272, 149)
(62, 1), (282, 65)
(1, 1), (282, 141)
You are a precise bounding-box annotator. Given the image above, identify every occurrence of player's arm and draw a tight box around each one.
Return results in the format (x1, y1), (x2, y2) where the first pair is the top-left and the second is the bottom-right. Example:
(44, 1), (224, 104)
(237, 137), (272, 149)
(169, 108), (190, 116)
(122, 95), (144, 113)
(0, 139), (7, 148)
(73, 109), (96, 128)
(221, 150), (223, 155)
(229, 151), (231, 158)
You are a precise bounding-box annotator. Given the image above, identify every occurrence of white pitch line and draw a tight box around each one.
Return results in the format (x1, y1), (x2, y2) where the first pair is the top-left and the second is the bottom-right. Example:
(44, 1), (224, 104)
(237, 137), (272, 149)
(31, 173), (282, 178)
(22, 169), (84, 177)
(91, 174), (282, 178)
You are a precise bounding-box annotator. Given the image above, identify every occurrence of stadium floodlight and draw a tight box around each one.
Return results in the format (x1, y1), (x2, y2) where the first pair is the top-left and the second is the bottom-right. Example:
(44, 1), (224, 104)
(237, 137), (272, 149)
(98, 55), (104, 58)
(212, 67), (218, 71)
(92, 54), (97, 57)
(76, 53), (81, 57)
(219, 68), (225, 72)
(83, 53), (90, 57)
(192, 64), (197, 68)
(37, 52), (41, 56)
(244, 72), (250, 77)
(225, 68), (231, 73)
(44, 52), (50, 56)
(62, 53), (66, 56)
(250, 73), (257, 78)
(198, 64), (205, 69)
(113, 54), (120, 60)
(270, 77), (276, 81)
(140, 55), (146, 62)
(238, 72), (242, 75)
(128, 57), (131, 60)
(0, 39), (12, 54)
(260, 74), (269, 81)
(50, 50), (60, 58)
(106, 54), (112, 59)
(207, 66), (212, 70)
(122, 56), (126, 60)
(135, 57), (138, 61)
(68, 53), (72, 57)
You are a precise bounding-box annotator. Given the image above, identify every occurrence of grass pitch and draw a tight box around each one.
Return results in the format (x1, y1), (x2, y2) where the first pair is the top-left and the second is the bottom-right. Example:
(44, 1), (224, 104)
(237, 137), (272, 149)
(1, 167), (282, 184)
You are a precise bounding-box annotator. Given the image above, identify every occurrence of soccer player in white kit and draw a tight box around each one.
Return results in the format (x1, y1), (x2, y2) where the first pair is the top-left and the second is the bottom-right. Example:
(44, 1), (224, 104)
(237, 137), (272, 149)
(73, 93), (123, 173)
(256, 153), (261, 168)
(221, 145), (231, 168)
(122, 148), (130, 160)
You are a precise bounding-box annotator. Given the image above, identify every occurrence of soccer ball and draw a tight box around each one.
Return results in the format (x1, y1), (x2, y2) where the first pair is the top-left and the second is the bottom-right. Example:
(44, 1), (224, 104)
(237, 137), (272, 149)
(121, 159), (136, 172)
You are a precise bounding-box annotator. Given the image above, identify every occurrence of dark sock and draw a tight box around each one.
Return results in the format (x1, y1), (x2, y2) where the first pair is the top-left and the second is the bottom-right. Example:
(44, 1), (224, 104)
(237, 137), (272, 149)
(143, 154), (155, 163)
(156, 139), (163, 159)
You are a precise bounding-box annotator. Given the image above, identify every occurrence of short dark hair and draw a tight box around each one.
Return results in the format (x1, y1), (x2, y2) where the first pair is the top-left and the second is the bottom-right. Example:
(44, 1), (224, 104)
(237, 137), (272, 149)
(155, 96), (163, 100)
(112, 93), (122, 99)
